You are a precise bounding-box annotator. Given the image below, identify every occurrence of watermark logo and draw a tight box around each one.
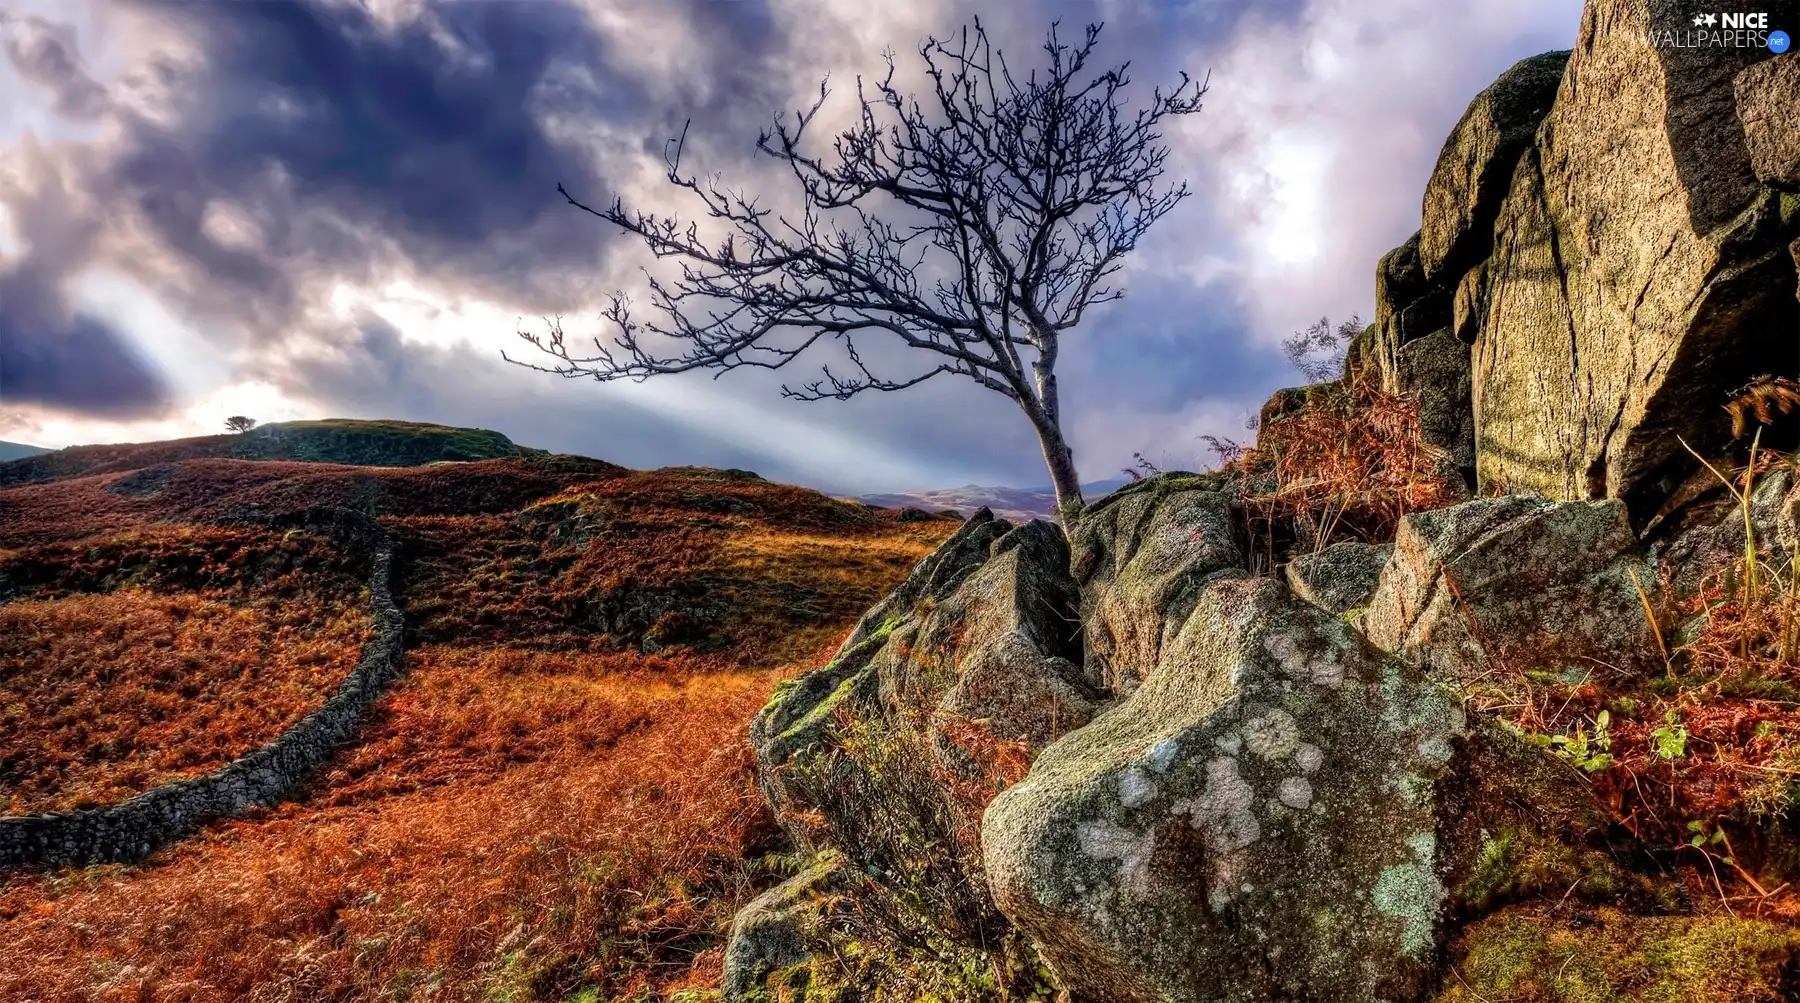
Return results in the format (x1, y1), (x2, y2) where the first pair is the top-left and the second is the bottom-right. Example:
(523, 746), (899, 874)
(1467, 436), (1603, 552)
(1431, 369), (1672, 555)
(1651, 10), (1788, 48)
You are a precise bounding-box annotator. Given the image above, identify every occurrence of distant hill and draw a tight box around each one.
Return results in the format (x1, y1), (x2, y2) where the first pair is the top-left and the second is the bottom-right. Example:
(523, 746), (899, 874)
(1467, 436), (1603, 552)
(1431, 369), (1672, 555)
(0, 441), (51, 463)
(0, 419), (546, 488)
(856, 477), (1133, 523)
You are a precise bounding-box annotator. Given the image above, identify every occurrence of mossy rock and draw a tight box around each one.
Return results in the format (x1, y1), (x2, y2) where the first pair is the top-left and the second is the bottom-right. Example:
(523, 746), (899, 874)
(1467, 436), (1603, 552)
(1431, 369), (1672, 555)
(1436, 904), (1800, 1002)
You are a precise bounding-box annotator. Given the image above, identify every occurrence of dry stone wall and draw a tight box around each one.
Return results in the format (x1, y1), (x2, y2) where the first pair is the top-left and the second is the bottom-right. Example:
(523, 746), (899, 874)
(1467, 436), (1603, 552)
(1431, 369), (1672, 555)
(0, 509), (406, 869)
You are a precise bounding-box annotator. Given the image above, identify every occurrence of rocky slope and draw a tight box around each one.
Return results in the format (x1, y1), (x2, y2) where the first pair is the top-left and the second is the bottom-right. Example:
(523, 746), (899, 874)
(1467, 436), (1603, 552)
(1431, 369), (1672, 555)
(725, 6), (1800, 1001)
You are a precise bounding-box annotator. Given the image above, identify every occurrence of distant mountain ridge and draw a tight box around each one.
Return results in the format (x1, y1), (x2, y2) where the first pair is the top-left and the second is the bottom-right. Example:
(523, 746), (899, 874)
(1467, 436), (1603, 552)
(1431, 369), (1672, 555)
(0, 441), (51, 463)
(855, 477), (1133, 523)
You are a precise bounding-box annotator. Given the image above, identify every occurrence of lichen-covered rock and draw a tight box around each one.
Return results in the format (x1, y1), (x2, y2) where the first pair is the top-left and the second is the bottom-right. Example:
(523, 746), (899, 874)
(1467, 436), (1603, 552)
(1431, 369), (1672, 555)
(749, 511), (1095, 946)
(1286, 541), (1392, 616)
(982, 575), (1612, 1003)
(1737, 53), (1800, 191)
(1395, 327), (1476, 475)
(1362, 496), (1664, 682)
(723, 855), (848, 1003)
(1419, 50), (1570, 282)
(1472, 1), (1799, 508)
(1067, 474), (1246, 694)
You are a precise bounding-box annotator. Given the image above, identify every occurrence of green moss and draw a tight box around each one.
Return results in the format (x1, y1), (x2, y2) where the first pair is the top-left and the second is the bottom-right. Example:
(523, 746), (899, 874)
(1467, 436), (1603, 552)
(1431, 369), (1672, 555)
(1437, 906), (1800, 1002)
(772, 620), (902, 747)
(1459, 827), (1636, 914)
(740, 929), (1057, 1003)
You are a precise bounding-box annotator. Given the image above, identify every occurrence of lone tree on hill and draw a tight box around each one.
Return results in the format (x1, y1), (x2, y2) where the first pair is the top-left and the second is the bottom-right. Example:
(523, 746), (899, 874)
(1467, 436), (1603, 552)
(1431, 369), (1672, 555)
(224, 416), (257, 434)
(508, 19), (1205, 520)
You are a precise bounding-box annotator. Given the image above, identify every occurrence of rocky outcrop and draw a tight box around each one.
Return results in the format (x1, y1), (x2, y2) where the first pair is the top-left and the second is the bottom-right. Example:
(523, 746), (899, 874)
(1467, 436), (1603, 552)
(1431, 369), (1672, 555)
(1738, 53), (1800, 191)
(1419, 50), (1570, 283)
(749, 510), (1096, 945)
(1286, 540), (1392, 615)
(982, 575), (1612, 1003)
(1471, 2), (1799, 508)
(0, 509), (406, 869)
(1362, 496), (1664, 682)
(1067, 475), (1245, 694)
(1652, 467), (1800, 600)
(722, 855), (848, 1002)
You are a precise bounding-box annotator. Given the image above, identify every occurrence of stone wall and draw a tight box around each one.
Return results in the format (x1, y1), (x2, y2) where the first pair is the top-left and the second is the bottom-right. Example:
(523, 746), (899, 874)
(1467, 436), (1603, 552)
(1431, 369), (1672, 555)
(0, 510), (406, 870)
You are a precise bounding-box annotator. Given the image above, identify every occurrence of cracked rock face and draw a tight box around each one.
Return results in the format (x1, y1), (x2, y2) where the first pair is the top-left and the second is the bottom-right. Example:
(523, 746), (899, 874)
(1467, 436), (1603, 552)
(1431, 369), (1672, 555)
(1418, 49), (1570, 284)
(1362, 495), (1664, 683)
(1472, 0), (1799, 507)
(982, 575), (1588, 1003)
(1737, 53), (1800, 191)
(1068, 477), (1246, 694)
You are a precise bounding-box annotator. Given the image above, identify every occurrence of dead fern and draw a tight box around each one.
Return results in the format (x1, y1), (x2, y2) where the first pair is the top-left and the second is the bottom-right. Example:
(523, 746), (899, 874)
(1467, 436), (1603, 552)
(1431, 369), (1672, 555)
(1726, 375), (1800, 440)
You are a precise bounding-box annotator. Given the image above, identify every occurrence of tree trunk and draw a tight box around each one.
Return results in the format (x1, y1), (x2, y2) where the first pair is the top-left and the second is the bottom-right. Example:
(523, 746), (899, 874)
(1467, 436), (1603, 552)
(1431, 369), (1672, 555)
(1033, 419), (1084, 527)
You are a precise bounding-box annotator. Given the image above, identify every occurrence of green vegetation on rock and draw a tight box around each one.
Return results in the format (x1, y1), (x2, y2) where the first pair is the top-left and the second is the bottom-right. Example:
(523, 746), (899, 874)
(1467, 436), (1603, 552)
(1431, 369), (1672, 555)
(1437, 906), (1800, 1002)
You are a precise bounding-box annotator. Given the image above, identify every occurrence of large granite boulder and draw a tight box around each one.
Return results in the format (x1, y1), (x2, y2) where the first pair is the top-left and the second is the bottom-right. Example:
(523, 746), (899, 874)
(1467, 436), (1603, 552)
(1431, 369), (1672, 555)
(749, 510), (1097, 945)
(1472, 0), (1800, 509)
(982, 575), (1613, 1003)
(1362, 496), (1665, 683)
(1286, 540), (1392, 616)
(1067, 474), (1246, 694)
(1419, 50), (1570, 282)
(1737, 53), (1800, 191)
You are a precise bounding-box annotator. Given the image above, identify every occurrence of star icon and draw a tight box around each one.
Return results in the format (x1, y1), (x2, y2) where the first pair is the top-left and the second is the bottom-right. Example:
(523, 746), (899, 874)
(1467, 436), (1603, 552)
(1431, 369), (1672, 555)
(1704, 13), (1719, 25)
(1694, 13), (1706, 24)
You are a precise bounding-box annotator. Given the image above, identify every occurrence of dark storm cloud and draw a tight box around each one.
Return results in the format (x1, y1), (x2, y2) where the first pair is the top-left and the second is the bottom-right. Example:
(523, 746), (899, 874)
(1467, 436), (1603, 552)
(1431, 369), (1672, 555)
(0, 282), (170, 416)
(62, 0), (791, 327)
(108, 0), (634, 309)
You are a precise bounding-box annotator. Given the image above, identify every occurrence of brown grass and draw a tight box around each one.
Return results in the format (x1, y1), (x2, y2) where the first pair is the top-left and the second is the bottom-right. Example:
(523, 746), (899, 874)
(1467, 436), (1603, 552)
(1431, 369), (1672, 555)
(1230, 368), (1462, 561)
(0, 454), (955, 1002)
(0, 641), (834, 1002)
(0, 590), (371, 814)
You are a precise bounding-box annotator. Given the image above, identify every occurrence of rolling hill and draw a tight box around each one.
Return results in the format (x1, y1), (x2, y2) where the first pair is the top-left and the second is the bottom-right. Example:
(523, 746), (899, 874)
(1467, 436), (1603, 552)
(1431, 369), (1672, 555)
(0, 421), (957, 1001)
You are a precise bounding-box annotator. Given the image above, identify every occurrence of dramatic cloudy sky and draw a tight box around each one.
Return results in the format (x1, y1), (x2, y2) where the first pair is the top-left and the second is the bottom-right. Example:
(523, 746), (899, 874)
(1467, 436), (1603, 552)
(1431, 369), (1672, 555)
(0, 0), (1582, 493)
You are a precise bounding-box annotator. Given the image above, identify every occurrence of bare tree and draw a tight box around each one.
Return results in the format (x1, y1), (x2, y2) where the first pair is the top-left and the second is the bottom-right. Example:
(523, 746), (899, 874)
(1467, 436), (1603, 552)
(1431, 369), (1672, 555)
(224, 415), (257, 433)
(508, 19), (1205, 520)
(1282, 315), (1363, 385)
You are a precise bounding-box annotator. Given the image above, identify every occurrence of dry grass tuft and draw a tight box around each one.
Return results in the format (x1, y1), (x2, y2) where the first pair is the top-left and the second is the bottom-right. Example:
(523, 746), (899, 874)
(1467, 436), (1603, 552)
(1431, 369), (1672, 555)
(1224, 367), (1463, 561)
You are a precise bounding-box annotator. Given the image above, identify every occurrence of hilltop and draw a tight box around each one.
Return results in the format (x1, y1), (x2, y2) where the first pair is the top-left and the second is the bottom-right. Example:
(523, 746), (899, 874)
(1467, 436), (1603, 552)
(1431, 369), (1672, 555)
(0, 418), (541, 488)
(855, 477), (1132, 523)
